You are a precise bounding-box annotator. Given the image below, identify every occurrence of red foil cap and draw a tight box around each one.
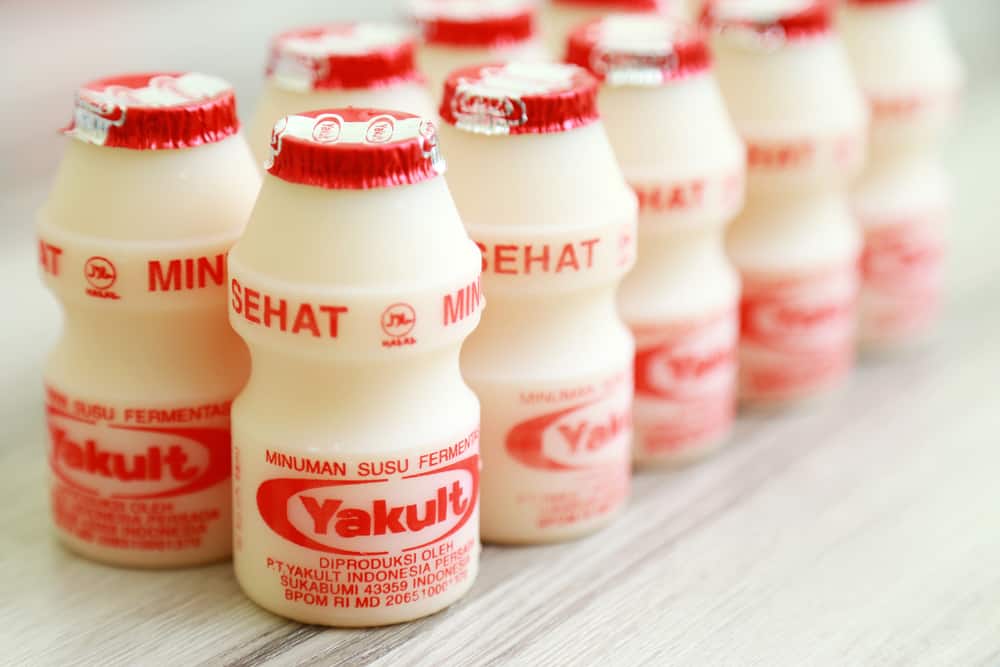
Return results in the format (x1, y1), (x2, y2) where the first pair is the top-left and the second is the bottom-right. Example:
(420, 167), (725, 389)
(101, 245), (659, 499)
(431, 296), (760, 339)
(62, 72), (239, 150)
(552, 0), (669, 10)
(439, 62), (599, 135)
(566, 16), (711, 85)
(412, 0), (537, 48)
(267, 23), (420, 91)
(701, 0), (832, 42)
(265, 108), (444, 190)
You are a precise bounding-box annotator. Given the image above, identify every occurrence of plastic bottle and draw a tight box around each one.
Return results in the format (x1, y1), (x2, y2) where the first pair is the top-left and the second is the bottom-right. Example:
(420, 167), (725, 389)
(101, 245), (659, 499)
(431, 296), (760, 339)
(840, 0), (963, 349)
(248, 23), (435, 167)
(409, 0), (549, 98)
(567, 15), (745, 465)
(39, 72), (259, 567)
(540, 0), (678, 58)
(438, 62), (637, 543)
(229, 108), (483, 625)
(703, 0), (869, 406)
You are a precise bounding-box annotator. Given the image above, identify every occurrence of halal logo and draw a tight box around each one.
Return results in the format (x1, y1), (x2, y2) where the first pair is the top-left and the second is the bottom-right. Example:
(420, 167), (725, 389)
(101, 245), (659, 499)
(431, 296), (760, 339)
(381, 303), (416, 338)
(84, 256), (117, 290)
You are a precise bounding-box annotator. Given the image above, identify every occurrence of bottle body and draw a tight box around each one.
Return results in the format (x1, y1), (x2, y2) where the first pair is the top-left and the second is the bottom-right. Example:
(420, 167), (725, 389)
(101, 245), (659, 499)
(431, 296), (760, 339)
(440, 121), (637, 543)
(39, 136), (259, 567)
(229, 172), (483, 626)
(727, 190), (861, 405)
(602, 74), (745, 465)
(840, 0), (963, 350)
(712, 31), (868, 406)
(854, 147), (950, 349)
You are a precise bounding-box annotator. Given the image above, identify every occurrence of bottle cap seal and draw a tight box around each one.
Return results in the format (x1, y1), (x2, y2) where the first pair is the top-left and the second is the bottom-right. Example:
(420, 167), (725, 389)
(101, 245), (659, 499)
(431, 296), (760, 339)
(439, 62), (599, 136)
(552, 0), (669, 10)
(266, 108), (444, 190)
(566, 15), (710, 85)
(845, 0), (917, 5)
(62, 72), (239, 150)
(412, 0), (536, 48)
(701, 0), (832, 44)
(267, 23), (420, 92)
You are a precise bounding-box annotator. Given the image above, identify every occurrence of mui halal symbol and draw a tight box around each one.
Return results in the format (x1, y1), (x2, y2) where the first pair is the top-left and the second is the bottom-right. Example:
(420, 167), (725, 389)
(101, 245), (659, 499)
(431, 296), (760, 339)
(84, 256), (117, 290)
(381, 303), (416, 338)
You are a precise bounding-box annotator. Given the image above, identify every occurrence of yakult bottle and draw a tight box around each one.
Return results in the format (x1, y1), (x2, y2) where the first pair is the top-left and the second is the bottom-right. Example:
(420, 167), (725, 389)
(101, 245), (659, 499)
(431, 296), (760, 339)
(567, 16), (745, 465)
(248, 23), (435, 167)
(229, 108), (483, 626)
(409, 0), (548, 98)
(540, 0), (678, 58)
(439, 63), (637, 543)
(38, 73), (259, 567)
(703, 1), (868, 406)
(840, 0), (963, 349)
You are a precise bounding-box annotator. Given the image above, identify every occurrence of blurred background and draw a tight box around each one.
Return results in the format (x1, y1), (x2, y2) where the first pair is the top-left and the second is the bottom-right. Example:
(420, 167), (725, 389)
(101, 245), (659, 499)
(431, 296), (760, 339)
(1, 0), (998, 414)
(1, 1), (997, 197)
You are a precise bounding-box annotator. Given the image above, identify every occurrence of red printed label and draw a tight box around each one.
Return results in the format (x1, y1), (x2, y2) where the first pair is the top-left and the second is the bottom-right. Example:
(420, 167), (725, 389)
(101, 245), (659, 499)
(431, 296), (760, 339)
(493, 370), (631, 531)
(240, 428), (480, 613)
(470, 215), (636, 286)
(230, 277), (349, 339)
(506, 395), (630, 472)
(860, 216), (945, 341)
(739, 267), (858, 401)
(148, 253), (226, 292)
(869, 91), (960, 123)
(257, 456), (477, 556)
(37, 224), (238, 304)
(632, 169), (744, 218)
(746, 132), (864, 173)
(476, 238), (602, 276)
(631, 311), (737, 456)
(45, 385), (231, 553)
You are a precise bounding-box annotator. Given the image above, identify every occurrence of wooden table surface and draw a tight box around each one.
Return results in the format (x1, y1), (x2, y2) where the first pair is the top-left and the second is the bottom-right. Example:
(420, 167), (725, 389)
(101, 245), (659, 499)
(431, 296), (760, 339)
(3, 83), (999, 667)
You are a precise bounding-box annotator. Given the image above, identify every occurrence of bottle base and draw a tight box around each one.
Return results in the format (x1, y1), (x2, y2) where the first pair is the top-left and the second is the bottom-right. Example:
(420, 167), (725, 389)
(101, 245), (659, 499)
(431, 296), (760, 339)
(738, 376), (851, 413)
(234, 561), (479, 627)
(859, 328), (936, 359)
(481, 505), (626, 546)
(55, 531), (232, 569)
(633, 431), (731, 469)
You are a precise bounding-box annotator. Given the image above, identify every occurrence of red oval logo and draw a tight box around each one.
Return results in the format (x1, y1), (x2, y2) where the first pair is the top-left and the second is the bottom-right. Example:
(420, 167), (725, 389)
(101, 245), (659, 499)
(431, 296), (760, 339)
(861, 226), (943, 289)
(741, 272), (857, 353)
(256, 455), (478, 556)
(635, 318), (737, 401)
(47, 405), (230, 500)
(506, 391), (631, 471)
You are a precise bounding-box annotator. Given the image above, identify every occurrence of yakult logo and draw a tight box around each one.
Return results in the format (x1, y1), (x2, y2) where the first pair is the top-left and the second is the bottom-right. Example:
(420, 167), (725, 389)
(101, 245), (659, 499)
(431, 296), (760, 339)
(311, 115), (343, 144)
(365, 115), (395, 143)
(47, 408), (231, 500)
(861, 223), (943, 290)
(506, 396), (631, 471)
(635, 317), (737, 401)
(741, 270), (858, 353)
(257, 456), (478, 555)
